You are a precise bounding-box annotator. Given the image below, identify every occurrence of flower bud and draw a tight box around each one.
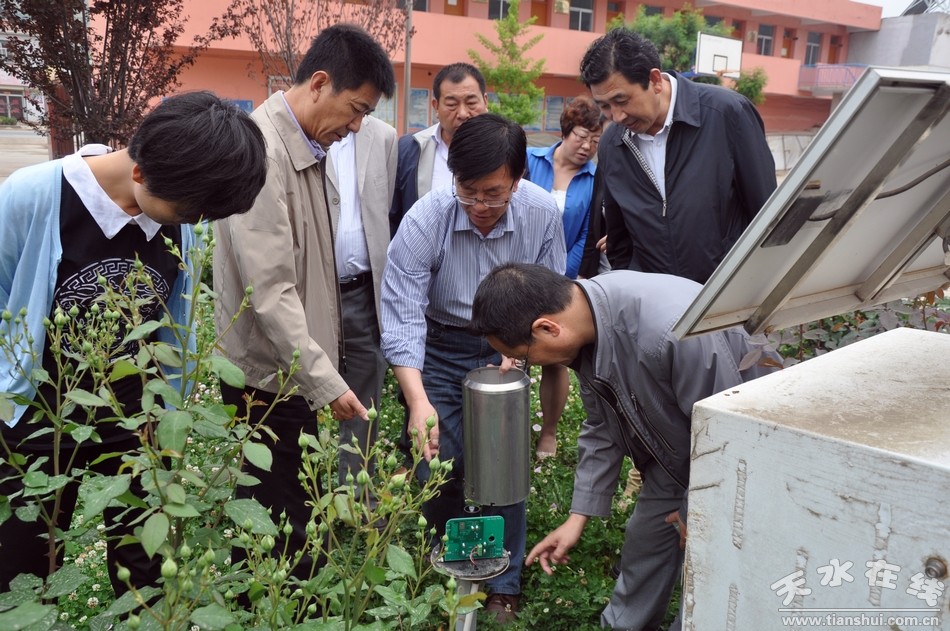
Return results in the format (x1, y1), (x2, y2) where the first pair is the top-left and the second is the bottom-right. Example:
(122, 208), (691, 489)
(283, 522), (293, 536)
(356, 470), (371, 486)
(116, 566), (131, 583)
(389, 473), (406, 490)
(417, 515), (427, 529)
(385, 454), (398, 469)
(245, 285), (254, 296)
(447, 577), (457, 591)
(128, 614), (141, 630)
(298, 434), (310, 449)
(429, 456), (441, 472)
(161, 558), (178, 580)
(367, 403), (377, 421)
(261, 535), (276, 552)
(179, 543), (192, 558)
(425, 415), (437, 429)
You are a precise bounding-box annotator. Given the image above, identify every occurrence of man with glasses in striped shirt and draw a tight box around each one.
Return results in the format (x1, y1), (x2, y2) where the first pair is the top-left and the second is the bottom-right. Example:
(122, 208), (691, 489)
(381, 113), (566, 623)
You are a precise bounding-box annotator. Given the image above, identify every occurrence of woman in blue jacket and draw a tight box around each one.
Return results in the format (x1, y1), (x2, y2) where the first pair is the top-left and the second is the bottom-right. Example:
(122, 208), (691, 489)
(525, 96), (604, 457)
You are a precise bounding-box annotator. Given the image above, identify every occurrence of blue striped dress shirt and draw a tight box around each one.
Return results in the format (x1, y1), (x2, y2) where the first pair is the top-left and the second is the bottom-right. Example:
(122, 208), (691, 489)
(381, 180), (567, 370)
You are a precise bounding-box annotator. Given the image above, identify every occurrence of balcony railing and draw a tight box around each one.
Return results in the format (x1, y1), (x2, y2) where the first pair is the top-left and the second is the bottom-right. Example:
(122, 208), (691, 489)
(799, 64), (868, 94)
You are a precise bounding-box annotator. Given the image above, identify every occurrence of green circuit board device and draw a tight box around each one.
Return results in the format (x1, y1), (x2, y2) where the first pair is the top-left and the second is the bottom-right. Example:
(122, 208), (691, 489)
(442, 516), (506, 562)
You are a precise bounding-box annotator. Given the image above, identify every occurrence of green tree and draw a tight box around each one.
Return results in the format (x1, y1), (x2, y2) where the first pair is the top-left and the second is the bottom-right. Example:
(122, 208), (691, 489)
(619, 3), (734, 73)
(468, 0), (545, 127)
(734, 67), (768, 105)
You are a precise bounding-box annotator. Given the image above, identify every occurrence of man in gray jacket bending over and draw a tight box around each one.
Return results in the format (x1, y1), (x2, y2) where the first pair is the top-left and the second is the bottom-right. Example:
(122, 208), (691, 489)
(469, 262), (778, 630)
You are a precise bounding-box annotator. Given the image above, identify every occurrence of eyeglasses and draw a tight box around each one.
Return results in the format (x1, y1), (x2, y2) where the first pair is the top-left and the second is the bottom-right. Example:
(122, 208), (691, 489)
(571, 129), (601, 147)
(453, 182), (512, 208)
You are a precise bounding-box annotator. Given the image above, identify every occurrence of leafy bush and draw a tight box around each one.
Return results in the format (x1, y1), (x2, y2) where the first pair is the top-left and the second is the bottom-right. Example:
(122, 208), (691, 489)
(734, 67), (767, 106)
(0, 230), (461, 630)
(0, 116), (17, 126)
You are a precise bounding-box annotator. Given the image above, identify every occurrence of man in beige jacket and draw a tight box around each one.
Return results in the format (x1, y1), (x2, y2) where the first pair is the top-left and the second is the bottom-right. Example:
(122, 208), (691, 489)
(213, 24), (395, 579)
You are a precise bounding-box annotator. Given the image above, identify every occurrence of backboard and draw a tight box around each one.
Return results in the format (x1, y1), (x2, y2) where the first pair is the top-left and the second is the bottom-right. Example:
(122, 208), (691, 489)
(695, 32), (743, 79)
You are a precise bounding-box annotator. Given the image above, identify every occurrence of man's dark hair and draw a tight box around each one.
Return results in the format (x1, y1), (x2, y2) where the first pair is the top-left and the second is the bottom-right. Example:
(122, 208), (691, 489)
(294, 24), (396, 98)
(447, 113), (526, 184)
(432, 62), (487, 100)
(127, 91), (267, 224)
(471, 263), (574, 348)
(580, 28), (660, 89)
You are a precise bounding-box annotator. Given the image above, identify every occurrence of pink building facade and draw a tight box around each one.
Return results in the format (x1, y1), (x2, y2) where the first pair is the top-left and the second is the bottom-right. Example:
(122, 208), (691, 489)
(174, 0), (882, 134)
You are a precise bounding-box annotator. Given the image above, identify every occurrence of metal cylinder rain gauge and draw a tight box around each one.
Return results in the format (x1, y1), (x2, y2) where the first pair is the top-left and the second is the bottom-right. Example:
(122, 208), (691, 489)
(461, 367), (531, 507)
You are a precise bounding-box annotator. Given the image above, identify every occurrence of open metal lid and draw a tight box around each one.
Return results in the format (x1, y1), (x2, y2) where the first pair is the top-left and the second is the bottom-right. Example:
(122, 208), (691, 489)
(674, 66), (950, 338)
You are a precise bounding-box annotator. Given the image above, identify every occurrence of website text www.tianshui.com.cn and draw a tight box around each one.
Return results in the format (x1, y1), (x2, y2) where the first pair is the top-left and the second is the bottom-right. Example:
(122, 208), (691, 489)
(780, 611), (941, 627)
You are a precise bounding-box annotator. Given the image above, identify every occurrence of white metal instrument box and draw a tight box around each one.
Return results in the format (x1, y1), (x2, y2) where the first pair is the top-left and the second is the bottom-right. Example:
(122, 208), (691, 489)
(684, 327), (950, 630)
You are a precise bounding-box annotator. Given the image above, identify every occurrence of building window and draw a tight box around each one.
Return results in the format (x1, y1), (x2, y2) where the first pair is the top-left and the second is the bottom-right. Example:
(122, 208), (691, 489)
(408, 88), (430, 130)
(642, 4), (663, 16)
(569, 0), (593, 31)
(805, 32), (822, 65)
(489, 0), (509, 19)
(397, 0), (427, 11)
(756, 24), (775, 56)
(782, 28), (796, 58)
(606, 0), (624, 25)
(0, 39), (8, 59)
(705, 15), (723, 27)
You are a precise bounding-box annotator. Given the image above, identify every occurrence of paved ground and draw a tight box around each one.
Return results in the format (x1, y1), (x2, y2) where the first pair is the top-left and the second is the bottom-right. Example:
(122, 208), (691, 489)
(0, 126), (51, 184)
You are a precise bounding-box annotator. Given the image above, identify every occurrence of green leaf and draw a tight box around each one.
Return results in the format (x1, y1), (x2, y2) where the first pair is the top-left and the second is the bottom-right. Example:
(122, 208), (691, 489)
(364, 561), (386, 585)
(165, 483), (186, 504)
(223, 499), (278, 535)
(145, 379), (183, 409)
(101, 586), (161, 617)
(43, 564), (88, 598)
(385, 544), (417, 580)
(208, 355), (245, 389)
(0, 602), (55, 629)
(22, 471), (48, 488)
(374, 583), (409, 608)
(157, 410), (192, 454)
(177, 468), (207, 489)
(0, 396), (14, 422)
(141, 512), (169, 558)
(333, 493), (356, 527)
(242, 442), (272, 472)
(0, 496), (11, 525)
(109, 358), (143, 381)
(81, 474), (131, 521)
(14, 503), (40, 522)
(190, 603), (235, 630)
(66, 424), (95, 443)
(122, 320), (164, 345)
(193, 418), (230, 439)
(65, 389), (110, 407)
(163, 503), (200, 518)
(151, 342), (184, 368)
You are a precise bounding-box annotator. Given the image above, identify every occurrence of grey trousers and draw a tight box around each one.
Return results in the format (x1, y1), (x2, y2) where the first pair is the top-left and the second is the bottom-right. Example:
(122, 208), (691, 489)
(601, 457), (685, 631)
(337, 282), (387, 486)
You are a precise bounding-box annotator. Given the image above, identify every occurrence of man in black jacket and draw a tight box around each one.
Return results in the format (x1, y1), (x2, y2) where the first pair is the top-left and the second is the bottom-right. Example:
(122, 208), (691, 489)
(581, 28), (776, 284)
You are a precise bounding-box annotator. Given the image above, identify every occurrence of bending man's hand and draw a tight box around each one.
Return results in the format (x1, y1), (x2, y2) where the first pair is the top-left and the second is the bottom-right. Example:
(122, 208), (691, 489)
(330, 389), (368, 421)
(391, 366), (440, 461)
(407, 401), (440, 461)
(665, 510), (687, 550)
(526, 513), (588, 575)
